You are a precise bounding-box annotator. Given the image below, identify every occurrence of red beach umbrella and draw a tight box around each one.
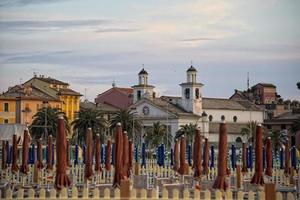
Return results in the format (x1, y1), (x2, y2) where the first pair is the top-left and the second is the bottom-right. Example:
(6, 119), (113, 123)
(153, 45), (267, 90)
(173, 140), (180, 172)
(66, 139), (71, 168)
(113, 123), (124, 187)
(203, 138), (209, 176)
(193, 129), (202, 178)
(250, 124), (264, 185)
(46, 135), (53, 171)
(284, 134), (291, 175)
(241, 143), (248, 173)
(122, 131), (130, 178)
(212, 121), (228, 190)
(105, 139), (112, 171)
(11, 134), (20, 173)
(20, 128), (30, 175)
(95, 134), (102, 173)
(265, 137), (272, 177)
(36, 138), (43, 169)
(54, 116), (71, 190)
(85, 128), (94, 181)
(2, 141), (7, 170)
(128, 140), (133, 176)
(178, 135), (187, 175)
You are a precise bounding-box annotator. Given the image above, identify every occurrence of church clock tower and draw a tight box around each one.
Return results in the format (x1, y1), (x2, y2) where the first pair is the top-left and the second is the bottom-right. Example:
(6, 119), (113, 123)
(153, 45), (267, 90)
(132, 68), (155, 103)
(180, 65), (203, 116)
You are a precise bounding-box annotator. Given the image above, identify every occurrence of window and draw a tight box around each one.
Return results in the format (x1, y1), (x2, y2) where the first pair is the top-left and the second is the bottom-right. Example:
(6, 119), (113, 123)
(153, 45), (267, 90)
(195, 88), (200, 99)
(4, 119), (9, 124)
(137, 90), (141, 100)
(209, 115), (213, 122)
(233, 116), (237, 122)
(4, 103), (9, 112)
(267, 125), (271, 129)
(281, 124), (286, 130)
(185, 88), (190, 99)
(221, 115), (225, 120)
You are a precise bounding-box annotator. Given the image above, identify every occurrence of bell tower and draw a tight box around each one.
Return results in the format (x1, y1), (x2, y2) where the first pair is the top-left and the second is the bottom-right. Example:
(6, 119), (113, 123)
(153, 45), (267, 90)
(180, 65), (203, 116)
(132, 68), (155, 103)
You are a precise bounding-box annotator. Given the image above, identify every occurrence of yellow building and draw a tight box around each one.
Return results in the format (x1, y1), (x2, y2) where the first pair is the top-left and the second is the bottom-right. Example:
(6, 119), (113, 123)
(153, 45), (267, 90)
(0, 96), (16, 124)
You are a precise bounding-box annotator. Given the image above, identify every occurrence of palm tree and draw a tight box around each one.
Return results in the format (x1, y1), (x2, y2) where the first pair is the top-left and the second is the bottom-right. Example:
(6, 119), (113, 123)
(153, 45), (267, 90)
(175, 123), (197, 144)
(30, 107), (69, 140)
(110, 109), (142, 141)
(71, 109), (107, 146)
(266, 129), (288, 152)
(145, 121), (172, 150)
(241, 121), (258, 143)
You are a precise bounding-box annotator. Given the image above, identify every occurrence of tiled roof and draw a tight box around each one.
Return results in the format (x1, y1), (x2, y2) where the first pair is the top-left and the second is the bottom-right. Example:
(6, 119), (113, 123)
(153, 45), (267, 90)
(252, 83), (276, 88)
(58, 88), (82, 96)
(36, 77), (69, 85)
(203, 97), (262, 111)
(115, 87), (133, 95)
(80, 101), (118, 112)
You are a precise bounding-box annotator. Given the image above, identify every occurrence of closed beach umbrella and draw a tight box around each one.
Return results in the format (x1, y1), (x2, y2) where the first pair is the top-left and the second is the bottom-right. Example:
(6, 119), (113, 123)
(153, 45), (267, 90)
(231, 145), (236, 170)
(210, 145), (214, 169)
(128, 140), (133, 176)
(284, 135), (291, 175)
(187, 144), (192, 166)
(6, 141), (11, 164)
(291, 146), (297, 169)
(95, 134), (101, 173)
(36, 138), (43, 169)
(54, 116), (71, 190)
(212, 121), (228, 190)
(280, 148), (284, 169)
(105, 139), (111, 171)
(66, 139), (71, 168)
(113, 123), (124, 187)
(141, 142), (146, 168)
(11, 134), (19, 173)
(250, 124), (264, 185)
(2, 141), (7, 170)
(170, 148), (174, 166)
(248, 145), (253, 170)
(241, 143), (248, 173)
(20, 128), (30, 175)
(122, 131), (129, 178)
(74, 144), (79, 166)
(193, 129), (202, 178)
(46, 135), (53, 171)
(203, 138), (209, 176)
(265, 137), (272, 177)
(173, 140), (180, 172)
(178, 135), (187, 175)
(85, 128), (94, 181)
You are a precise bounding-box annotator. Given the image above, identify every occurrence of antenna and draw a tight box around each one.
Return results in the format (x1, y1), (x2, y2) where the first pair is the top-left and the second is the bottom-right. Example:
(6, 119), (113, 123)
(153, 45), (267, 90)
(19, 78), (23, 85)
(84, 88), (87, 101)
(112, 77), (116, 88)
(191, 60), (193, 66)
(247, 72), (250, 90)
(32, 68), (37, 77)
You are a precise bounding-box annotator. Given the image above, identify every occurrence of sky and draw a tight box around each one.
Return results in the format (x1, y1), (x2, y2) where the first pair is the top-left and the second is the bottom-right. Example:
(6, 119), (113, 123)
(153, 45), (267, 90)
(0, 0), (299, 101)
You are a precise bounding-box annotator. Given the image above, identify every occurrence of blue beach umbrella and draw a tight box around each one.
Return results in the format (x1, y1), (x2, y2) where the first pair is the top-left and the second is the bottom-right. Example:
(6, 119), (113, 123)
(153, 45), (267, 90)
(231, 144), (236, 170)
(291, 146), (297, 169)
(248, 145), (253, 170)
(280, 148), (284, 169)
(161, 144), (165, 167)
(170, 148), (174, 166)
(134, 145), (138, 162)
(141, 143), (146, 167)
(210, 145), (214, 169)
(74, 144), (79, 165)
(83, 145), (86, 164)
(187, 144), (192, 166)
(111, 143), (115, 165)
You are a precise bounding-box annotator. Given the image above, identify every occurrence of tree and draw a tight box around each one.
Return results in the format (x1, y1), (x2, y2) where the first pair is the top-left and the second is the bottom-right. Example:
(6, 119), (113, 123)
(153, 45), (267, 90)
(30, 107), (69, 140)
(145, 121), (172, 150)
(241, 121), (258, 143)
(266, 129), (288, 152)
(71, 109), (107, 146)
(175, 123), (197, 144)
(110, 109), (142, 141)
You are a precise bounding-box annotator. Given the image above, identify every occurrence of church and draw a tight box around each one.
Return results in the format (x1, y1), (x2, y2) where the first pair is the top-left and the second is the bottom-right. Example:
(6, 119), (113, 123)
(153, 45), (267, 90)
(131, 66), (264, 144)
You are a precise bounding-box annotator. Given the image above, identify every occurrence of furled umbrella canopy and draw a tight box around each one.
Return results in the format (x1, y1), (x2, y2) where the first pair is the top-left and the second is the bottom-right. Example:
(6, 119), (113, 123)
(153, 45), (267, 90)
(36, 138), (43, 169)
(2, 141), (7, 170)
(128, 140), (133, 176)
(173, 140), (180, 172)
(178, 135), (188, 175)
(193, 129), (202, 178)
(95, 134), (102, 173)
(54, 116), (71, 190)
(113, 123), (124, 188)
(11, 134), (20, 173)
(66, 139), (71, 168)
(85, 128), (94, 181)
(122, 131), (130, 178)
(284, 134), (291, 175)
(212, 121), (228, 190)
(265, 137), (272, 176)
(20, 128), (30, 175)
(105, 139), (112, 171)
(241, 143), (248, 173)
(203, 138), (209, 176)
(46, 135), (53, 171)
(250, 124), (264, 185)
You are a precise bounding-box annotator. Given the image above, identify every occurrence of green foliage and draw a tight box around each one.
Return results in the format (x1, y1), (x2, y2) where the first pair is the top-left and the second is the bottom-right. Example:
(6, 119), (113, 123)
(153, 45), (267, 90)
(175, 123), (197, 144)
(145, 121), (172, 150)
(265, 129), (288, 152)
(71, 109), (107, 146)
(110, 109), (142, 141)
(30, 107), (69, 140)
(240, 121), (258, 143)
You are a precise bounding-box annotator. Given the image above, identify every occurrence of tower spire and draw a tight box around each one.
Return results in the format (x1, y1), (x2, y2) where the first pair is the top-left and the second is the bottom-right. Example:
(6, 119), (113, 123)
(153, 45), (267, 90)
(247, 72), (249, 90)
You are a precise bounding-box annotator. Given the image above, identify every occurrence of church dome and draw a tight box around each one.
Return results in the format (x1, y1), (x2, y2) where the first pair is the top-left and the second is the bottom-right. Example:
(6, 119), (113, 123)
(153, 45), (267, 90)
(138, 68), (148, 75)
(187, 65), (197, 72)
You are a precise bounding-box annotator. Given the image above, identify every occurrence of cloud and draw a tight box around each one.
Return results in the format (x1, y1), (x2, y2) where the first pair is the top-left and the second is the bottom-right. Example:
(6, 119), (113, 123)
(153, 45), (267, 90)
(0, 0), (70, 7)
(180, 37), (216, 42)
(94, 28), (141, 33)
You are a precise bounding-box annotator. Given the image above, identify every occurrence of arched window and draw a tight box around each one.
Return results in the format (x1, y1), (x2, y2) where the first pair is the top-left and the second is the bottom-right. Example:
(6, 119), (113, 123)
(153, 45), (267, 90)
(137, 90), (141, 100)
(221, 115), (225, 121)
(185, 88), (190, 99)
(195, 88), (200, 99)
(233, 116), (237, 122)
(209, 115), (213, 121)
